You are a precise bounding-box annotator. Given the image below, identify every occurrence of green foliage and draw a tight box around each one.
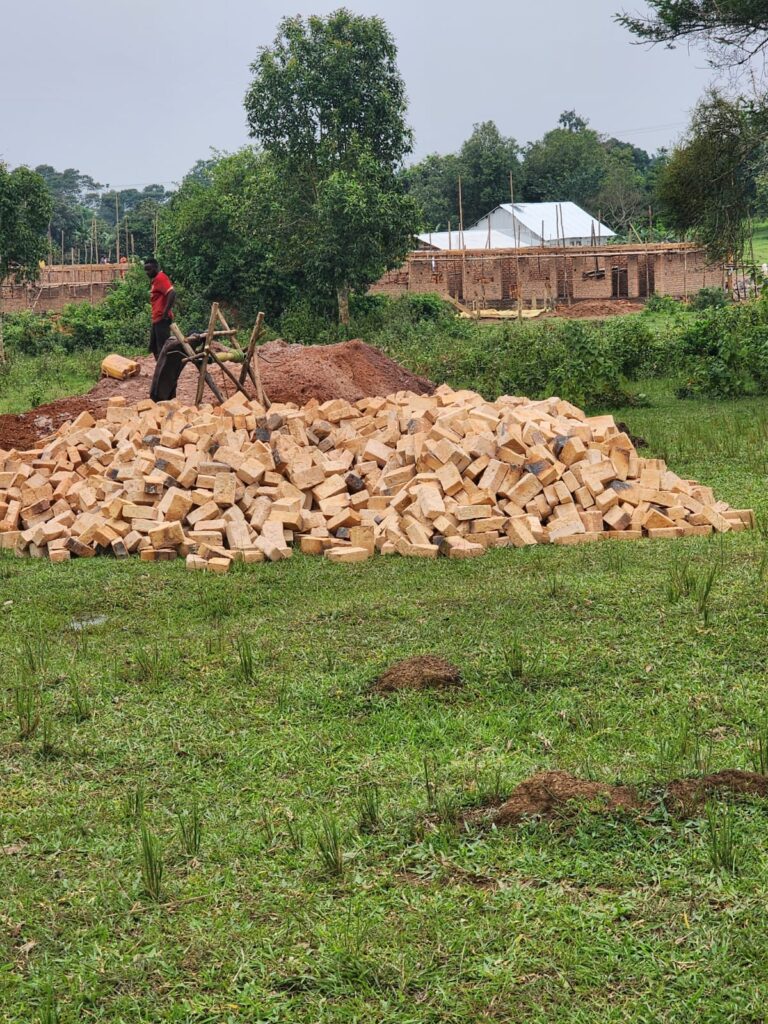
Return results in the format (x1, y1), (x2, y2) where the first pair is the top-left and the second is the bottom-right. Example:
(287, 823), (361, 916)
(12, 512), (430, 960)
(58, 265), (150, 352)
(616, 1), (768, 68)
(1, 311), (59, 356)
(644, 293), (683, 314)
(159, 149), (293, 324)
(521, 118), (609, 210)
(244, 10), (418, 320)
(690, 286), (731, 311)
(603, 316), (669, 377)
(675, 297), (768, 398)
(0, 164), (52, 282)
(656, 92), (763, 264)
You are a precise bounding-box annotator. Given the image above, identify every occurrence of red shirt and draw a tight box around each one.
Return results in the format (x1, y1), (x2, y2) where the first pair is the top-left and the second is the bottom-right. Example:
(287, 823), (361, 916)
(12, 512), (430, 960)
(150, 271), (174, 323)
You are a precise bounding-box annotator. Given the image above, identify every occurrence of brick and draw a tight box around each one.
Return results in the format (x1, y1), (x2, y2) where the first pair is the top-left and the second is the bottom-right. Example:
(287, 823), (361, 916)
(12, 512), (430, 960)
(326, 546), (371, 563)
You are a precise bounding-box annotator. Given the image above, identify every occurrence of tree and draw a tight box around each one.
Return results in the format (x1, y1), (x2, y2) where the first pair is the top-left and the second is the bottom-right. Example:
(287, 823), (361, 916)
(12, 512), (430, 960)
(34, 165), (103, 259)
(595, 152), (647, 234)
(617, 1), (768, 68)
(159, 149), (295, 324)
(558, 110), (589, 132)
(655, 91), (763, 262)
(0, 163), (52, 360)
(456, 122), (522, 223)
(521, 114), (609, 209)
(244, 9), (417, 322)
(400, 152), (461, 230)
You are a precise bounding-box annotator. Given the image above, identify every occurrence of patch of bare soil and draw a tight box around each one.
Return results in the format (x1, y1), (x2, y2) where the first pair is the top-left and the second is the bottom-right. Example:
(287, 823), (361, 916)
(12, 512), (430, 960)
(371, 655), (462, 693)
(664, 770), (768, 815)
(545, 299), (645, 319)
(0, 338), (435, 450)
(464, 769), (768, 829)
(0, 396), (102, 452)
(489, 771), (641, 826)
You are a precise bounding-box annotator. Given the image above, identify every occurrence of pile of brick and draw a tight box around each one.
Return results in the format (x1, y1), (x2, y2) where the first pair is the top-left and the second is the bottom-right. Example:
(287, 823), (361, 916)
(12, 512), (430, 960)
(0, 387), (754, 570)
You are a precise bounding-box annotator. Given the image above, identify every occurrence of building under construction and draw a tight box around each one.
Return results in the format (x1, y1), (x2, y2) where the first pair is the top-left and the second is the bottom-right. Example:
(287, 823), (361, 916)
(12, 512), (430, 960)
(370, 242), (723, 310)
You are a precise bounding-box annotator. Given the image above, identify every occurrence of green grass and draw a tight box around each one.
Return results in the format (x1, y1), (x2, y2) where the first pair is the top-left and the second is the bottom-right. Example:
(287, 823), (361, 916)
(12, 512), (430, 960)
(750, 221), (768, 267)
(3, 373), (768, 1020)
(0, 349), (111, 415)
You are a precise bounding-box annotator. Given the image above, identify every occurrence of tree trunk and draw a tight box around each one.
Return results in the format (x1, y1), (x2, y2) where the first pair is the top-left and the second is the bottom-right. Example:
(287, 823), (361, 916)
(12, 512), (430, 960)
(337, 284), (350, 326)
(0, 301), (5, 366)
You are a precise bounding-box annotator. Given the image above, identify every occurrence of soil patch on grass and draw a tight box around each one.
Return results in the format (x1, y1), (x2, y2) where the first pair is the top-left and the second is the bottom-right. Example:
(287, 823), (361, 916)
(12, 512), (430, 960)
(488, 771), (641, 826)
(465, 769), (768, 829)
(665, 770), (768, 814)
(371, 655), (462, 693)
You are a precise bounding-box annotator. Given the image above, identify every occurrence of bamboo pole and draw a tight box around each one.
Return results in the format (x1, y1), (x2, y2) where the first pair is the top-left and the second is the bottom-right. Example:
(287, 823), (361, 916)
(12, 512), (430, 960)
(114, 193), (120, 263)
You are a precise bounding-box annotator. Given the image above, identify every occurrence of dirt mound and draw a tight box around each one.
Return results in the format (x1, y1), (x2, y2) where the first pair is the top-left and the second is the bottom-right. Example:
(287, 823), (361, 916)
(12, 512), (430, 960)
(371, 655), (462, 693)
(0, 396), (102, 451)
(0, 338), (434, 449)
(467, 769), (768, 829)
(490, 771), (641, 825)
(665, 770), (768, 814)
(547, 299), (644, 319)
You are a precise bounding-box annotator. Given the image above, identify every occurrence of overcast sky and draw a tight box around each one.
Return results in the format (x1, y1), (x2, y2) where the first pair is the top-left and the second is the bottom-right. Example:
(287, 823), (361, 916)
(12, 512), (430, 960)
(0, 0), (713, 190)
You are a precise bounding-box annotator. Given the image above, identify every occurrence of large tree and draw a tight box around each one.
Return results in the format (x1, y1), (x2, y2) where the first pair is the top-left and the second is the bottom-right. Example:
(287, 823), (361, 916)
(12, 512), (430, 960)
(244, 9), (417, 322)
(0, 163), (52, 360)
(521, 114), (609, 210)
(617, 1), (768, 67)
(456, 121), (522, 224)
(159, 149), (294, 323)
(400, 152), (461, 230)
(655, 91), (763, 262)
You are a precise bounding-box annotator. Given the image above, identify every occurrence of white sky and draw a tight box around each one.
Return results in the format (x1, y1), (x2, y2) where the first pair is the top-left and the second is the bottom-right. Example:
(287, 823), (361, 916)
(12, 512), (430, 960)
(0, 0), (714, 189)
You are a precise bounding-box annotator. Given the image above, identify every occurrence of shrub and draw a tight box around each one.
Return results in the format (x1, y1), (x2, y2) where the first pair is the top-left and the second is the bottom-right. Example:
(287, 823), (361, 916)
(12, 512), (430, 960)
(644, 293), (683, 315)
(674, 298), (768, 398)
(690, 286), (730, 311)
(603, 317), (662, 378)
(1, 311), (59, 356)
(59, 302), (106, 351)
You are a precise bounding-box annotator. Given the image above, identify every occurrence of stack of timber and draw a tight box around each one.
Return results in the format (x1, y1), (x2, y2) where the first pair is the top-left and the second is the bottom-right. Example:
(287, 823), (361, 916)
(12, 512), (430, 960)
(0, 387), (754, 570)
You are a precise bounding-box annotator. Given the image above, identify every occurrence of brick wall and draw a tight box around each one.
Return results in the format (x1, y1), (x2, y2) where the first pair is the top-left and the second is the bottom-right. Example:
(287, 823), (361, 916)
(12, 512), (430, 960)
(0, 263), (129, 314)
(369, 245), (723, 307)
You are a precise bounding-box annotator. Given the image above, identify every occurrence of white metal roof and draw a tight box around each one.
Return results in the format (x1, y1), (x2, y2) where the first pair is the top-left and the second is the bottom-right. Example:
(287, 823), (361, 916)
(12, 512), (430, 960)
(496, 202), (615, 241)
(416, 229), (527, 251)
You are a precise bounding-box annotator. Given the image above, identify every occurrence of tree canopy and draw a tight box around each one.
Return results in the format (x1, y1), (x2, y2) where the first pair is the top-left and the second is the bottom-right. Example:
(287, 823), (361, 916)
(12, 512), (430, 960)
(617, 1), (768, 67)
(244, 8), (417, 322)
(656, 91), (764, 262)
(0, 164), (52, 281)
(159, 149), (292, 325)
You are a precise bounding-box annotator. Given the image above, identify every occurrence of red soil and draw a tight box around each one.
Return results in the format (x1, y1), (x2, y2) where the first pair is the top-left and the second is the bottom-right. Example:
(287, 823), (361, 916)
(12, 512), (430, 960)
(0, 338), (434, 450)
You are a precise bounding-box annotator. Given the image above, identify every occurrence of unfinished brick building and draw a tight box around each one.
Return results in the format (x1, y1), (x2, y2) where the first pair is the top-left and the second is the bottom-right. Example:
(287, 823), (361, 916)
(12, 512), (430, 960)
(370, 243), (723, 309)
(0, 264), (129, 314)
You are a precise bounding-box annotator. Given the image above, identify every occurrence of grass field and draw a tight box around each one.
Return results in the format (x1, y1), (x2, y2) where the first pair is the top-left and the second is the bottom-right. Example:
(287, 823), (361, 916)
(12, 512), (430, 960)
(750, 221), (768, 267)
(2, 369), (768, 1021)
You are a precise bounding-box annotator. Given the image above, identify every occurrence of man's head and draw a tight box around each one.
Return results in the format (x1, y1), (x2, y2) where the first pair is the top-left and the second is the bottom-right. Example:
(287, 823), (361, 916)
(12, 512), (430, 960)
(144, 258), (159, 280)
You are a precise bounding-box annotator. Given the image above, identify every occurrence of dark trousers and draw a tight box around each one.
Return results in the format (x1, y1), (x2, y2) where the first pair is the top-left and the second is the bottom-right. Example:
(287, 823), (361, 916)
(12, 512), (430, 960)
(149, 318), (172, 360)
(150, 336), (185, 402)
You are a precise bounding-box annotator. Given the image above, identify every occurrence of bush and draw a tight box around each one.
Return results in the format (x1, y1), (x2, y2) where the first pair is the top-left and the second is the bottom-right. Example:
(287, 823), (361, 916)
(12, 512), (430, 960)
(690, 286), (730, 311)
(674, 298), (768, 398)
(59, 265), (150, 353)
(1, 311), (59, 356)
(644, 294), (683, 315)
(369, 312), (630, 410)
(602, 317), (662, 378)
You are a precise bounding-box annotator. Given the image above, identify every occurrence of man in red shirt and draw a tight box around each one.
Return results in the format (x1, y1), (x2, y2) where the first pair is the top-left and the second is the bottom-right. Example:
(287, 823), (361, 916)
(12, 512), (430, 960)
(144, 258), (176, 359)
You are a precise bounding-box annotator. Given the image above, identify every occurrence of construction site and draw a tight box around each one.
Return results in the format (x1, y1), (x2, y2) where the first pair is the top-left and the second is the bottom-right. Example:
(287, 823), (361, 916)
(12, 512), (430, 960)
(371, 241), (723, 313)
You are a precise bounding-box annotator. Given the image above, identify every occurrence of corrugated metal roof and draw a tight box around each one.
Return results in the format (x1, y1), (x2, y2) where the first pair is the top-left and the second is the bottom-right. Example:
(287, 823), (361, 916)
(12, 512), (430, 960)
(416, 229), (526, 251)
(497, 202), (615, 241)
